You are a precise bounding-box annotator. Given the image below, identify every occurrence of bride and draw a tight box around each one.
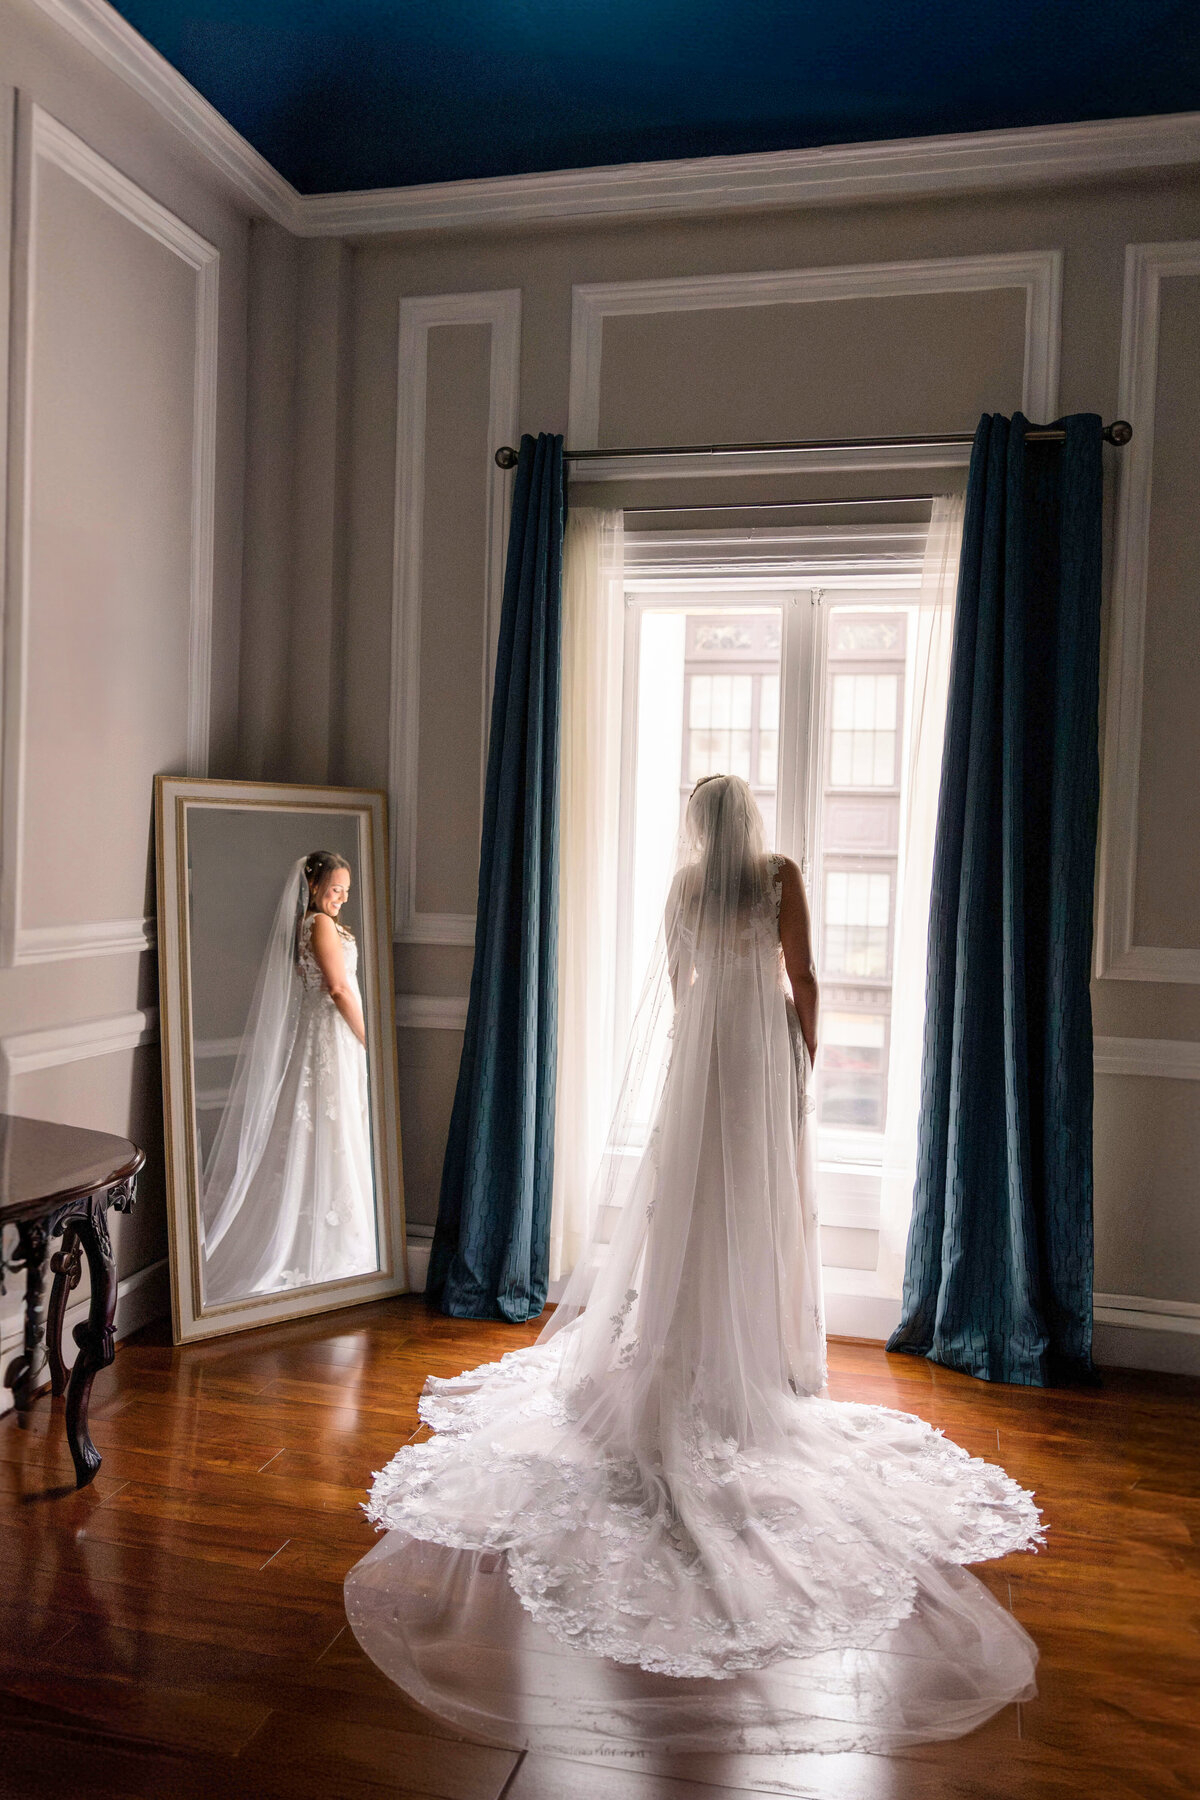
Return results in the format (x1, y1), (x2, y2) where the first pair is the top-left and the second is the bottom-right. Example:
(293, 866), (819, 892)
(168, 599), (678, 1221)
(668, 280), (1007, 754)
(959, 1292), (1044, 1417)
(202, 849), (377, 1303)
(345, 776), (1042, 1757)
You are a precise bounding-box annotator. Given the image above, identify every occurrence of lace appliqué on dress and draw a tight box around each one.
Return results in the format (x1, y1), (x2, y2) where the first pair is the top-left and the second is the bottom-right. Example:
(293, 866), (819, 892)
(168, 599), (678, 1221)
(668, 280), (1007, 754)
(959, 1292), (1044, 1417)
(365, 1333), (1045, 1682)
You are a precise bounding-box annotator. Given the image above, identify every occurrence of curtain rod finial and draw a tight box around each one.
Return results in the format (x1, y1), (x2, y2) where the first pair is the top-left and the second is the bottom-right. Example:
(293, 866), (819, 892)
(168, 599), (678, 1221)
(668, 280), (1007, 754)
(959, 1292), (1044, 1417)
(495, 445), (520, 470)
(1105, 420), (1133, 446)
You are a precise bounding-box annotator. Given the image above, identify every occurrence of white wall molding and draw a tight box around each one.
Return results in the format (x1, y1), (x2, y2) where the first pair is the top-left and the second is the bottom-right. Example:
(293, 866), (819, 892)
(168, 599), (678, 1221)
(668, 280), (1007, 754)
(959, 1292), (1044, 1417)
(1092, 1293), (1200, 1374)
(12, 917), (156, 963)
(397, 913), (476, 949)
(21, 5), (1200, 235)
(1093, 1034), (1200, 1080)
(1095, 239), (1200, 986)
(394, 993), (470, 1031)
(0, 99), (218, 967)
(298, 115), (1200, 238)
(568, 251), (1061, 477)
(389, 289), (520, 948)
(1093, 1291), (1200, 1334)
(405, 1237), (432, 1291)
(28, 0), (298, 225)
(0, 1007), (159, 1106)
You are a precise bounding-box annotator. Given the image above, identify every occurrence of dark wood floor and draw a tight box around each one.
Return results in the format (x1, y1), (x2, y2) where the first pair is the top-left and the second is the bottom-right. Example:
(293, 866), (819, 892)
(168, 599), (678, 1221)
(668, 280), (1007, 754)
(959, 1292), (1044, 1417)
(0, 1296), (1197, 1800)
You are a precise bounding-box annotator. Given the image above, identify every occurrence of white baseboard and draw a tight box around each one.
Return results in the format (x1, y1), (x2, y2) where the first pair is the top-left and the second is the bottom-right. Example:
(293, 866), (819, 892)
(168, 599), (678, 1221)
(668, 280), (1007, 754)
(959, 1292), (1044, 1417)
(1093, 1321), (1200, 1377)
(1092, 1291), (1200, 1375)
(403, 1244), (1200, 1375)
(0, 1254), (169, 1419)
(406, 1237), (431, 1292)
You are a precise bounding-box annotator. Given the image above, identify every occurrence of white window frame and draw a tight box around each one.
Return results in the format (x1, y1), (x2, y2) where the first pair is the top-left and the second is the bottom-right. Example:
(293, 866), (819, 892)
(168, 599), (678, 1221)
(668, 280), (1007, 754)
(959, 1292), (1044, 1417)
(616, 528), (928, 1255)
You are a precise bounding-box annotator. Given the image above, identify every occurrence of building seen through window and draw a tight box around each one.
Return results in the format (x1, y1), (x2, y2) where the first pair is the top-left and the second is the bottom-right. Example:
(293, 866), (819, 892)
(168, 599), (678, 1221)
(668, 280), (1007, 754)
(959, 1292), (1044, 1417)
(679, 606), (907, 1136)
(681, 612), (781, 846)
(818, 613), (906, 1131)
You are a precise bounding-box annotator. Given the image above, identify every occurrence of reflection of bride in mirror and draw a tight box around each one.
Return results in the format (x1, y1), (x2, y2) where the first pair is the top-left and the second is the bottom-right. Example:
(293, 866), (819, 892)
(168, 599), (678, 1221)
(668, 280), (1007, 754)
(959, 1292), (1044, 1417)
(201, 850), (377, 1304)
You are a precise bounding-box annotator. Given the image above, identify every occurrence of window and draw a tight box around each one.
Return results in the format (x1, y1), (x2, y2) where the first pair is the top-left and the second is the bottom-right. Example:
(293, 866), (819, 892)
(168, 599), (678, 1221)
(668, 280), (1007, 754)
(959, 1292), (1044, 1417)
(815, 616), (907, 1138)
(680, 613), (782, 846)
(821, 1009), (888, 1129)
(618, 571), (931, 1264)
(829, 673), (899, 788)
(758, 674), (779, 786)
(823, 870), (892, 978)
(687, 673), (753, 782)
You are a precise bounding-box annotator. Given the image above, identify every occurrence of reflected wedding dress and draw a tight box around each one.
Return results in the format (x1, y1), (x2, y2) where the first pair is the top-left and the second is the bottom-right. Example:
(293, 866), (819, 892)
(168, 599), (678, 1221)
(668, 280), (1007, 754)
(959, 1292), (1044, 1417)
(346, 778), (1042, 1758)
(203, 860), (376, 1303)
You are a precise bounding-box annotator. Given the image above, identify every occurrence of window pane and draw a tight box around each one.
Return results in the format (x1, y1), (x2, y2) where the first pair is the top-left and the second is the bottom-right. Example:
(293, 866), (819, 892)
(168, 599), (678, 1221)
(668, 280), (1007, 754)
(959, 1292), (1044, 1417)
(760, 674), (780, 730)
(711, 677), (731, 729)
(829, 674), (899, 788)
(821, 1009), (887, 1128)
(823, 870), (891, 977)
(687, 673), (760, 784)
(758, 674), (780, 787)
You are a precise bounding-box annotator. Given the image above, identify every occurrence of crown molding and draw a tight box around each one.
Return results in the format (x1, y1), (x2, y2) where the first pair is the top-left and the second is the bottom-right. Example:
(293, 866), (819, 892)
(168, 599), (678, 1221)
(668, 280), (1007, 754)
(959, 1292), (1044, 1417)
(23, 0), (1200, 236)
(27, 0), (299, 226)
(297, 112), (1200, 238)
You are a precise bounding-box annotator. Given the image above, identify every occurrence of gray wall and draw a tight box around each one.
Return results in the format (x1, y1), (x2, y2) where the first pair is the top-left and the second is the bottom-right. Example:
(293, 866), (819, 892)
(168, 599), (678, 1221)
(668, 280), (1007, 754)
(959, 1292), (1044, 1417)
(258, 171), (1200, 1369)
(0, 0), (248, 1377)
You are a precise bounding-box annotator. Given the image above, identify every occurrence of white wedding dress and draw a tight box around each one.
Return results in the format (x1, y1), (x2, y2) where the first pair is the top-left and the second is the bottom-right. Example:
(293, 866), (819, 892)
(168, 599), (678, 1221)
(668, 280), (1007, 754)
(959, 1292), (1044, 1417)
(345, 779), (1042, 1759)
(203, 867), (377, 1304)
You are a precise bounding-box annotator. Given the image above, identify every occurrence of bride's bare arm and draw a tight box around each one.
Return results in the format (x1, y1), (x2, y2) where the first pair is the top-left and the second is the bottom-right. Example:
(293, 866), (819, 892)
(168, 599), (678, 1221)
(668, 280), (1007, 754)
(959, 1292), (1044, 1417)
(310, 913), (367, 1047)
(665, 870), (690, 1003)
(778, 858), (819, 1062)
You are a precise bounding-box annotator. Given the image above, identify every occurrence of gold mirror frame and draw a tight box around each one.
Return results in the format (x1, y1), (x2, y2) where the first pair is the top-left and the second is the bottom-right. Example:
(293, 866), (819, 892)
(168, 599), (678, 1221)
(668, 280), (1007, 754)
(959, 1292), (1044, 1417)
(155, 776), (408, 1342)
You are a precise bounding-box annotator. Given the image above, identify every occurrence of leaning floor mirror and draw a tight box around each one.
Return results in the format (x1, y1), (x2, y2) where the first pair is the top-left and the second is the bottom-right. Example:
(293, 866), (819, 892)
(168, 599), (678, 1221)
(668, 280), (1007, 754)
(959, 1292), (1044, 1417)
(155, 777), (408, 1342)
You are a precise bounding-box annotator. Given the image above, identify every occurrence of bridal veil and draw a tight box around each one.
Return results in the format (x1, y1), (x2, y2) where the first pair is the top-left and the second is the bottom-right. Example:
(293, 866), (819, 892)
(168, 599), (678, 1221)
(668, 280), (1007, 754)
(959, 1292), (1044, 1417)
(346, 778), (1041, 1758)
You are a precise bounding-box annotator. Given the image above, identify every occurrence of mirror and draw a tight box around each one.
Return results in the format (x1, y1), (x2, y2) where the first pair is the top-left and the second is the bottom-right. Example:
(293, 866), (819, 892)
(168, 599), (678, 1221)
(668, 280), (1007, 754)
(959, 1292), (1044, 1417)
(155, 778), (407, 1341)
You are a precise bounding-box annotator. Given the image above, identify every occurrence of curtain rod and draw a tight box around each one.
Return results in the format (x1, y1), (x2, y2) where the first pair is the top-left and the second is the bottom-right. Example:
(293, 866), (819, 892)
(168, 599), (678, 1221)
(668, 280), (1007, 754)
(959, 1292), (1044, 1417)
(494, 421), (1133, 470)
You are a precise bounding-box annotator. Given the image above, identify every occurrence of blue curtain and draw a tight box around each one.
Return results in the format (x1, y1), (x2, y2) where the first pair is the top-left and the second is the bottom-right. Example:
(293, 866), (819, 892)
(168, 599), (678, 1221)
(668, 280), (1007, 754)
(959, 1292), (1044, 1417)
(428, 434), (566, 1321)
(887, 413), (1103, 1386)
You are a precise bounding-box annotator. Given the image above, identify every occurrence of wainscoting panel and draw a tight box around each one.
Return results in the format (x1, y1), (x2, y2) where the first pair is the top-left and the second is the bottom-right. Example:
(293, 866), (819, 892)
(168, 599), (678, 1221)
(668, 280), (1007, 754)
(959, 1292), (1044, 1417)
(1095, 240), (1200, 984)
(569, 251), (1061, 480)
(0, 99), (217, 969)
(389, 289), (520, 948)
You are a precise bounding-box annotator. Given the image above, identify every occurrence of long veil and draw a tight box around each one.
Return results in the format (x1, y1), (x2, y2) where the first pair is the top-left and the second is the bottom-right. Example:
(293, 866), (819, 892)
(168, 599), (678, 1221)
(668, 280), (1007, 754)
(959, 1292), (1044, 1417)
(200, 856), (308, 1284)
(535, 770), (826, 1420)
(346, 780), (1041, 1760)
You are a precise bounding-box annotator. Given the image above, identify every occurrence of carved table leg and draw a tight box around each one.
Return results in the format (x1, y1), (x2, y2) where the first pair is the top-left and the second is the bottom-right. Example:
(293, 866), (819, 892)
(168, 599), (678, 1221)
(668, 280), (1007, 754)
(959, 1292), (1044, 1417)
(47, 1222), (83, 1397)
(65, 1195), (118, 1487)
(3, 1220), (50, 1419)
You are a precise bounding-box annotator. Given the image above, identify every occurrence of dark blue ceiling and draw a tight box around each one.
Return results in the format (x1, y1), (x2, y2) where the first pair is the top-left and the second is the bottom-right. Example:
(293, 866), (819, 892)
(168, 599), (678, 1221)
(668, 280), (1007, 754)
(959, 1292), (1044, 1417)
(110, 1), (1200, 196)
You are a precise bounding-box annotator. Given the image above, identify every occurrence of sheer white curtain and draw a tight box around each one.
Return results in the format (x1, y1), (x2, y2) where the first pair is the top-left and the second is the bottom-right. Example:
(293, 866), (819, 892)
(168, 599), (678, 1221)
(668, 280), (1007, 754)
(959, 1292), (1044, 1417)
(551, 508), (624, 1283)
(877, 494), (964, 1290)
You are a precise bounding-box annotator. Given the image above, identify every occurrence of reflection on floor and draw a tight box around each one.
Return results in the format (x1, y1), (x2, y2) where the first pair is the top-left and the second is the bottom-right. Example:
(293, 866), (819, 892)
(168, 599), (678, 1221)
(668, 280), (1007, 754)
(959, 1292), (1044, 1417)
(0, 1295), (1197, 1799)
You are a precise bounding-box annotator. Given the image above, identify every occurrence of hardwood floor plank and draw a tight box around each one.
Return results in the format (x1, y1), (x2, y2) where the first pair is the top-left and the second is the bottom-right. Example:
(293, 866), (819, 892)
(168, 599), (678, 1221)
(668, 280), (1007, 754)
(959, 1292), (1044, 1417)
(236, 1711), (519, 1800)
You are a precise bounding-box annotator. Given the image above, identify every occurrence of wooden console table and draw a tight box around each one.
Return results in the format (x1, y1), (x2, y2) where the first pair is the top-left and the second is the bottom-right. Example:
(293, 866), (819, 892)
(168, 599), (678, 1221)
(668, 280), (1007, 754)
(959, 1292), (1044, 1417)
(0, 1113), (144, 1486)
